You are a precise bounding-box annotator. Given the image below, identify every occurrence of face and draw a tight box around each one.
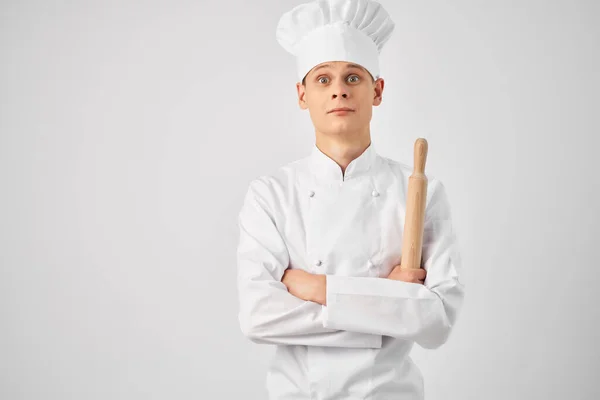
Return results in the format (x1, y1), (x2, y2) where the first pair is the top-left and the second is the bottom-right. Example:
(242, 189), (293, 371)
(296, 61), (384, 139)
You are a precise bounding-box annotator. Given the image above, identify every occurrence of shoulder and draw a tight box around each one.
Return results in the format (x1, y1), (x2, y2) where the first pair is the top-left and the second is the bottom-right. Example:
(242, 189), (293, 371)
(376, 153), (448, 216)
(377, 154), (443, 191)
(247, 157), (303, 194)
(241, 156), (307, 212)
(378, 154), (439, 183)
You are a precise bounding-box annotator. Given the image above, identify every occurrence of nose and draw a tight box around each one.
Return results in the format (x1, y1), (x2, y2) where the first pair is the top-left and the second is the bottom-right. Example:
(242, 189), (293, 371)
(331, 82), (348, 99)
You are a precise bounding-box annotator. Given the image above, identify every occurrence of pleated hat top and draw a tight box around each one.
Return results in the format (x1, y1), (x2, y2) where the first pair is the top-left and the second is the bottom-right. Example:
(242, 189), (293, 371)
(276, 0), (395, 82)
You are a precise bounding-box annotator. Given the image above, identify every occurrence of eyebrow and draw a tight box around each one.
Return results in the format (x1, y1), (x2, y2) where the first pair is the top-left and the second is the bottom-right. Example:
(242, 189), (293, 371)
(311, 63), (365, 74)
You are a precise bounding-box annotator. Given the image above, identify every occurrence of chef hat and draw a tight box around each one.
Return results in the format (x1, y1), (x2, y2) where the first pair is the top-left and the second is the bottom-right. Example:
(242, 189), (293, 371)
(276, 0), (395, 82)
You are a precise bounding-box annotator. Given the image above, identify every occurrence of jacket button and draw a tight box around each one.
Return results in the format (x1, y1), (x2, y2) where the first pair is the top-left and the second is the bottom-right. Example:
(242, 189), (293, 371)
(372, 190), (379, 197)
(309, 190), (315, 197)
(315, 260), (322, 266)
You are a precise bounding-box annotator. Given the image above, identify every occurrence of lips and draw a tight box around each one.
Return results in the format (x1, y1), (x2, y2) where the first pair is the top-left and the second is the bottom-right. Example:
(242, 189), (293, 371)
(328, 107), (354, 113)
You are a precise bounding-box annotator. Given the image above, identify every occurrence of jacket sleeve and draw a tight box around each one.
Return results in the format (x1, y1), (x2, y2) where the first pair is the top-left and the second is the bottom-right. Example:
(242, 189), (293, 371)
(236, 178), (382, 348)
(321, 180), (466, 349)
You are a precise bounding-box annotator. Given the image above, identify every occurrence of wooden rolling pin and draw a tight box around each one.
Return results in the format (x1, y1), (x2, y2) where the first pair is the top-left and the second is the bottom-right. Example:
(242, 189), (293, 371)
(400, 138), (428, 270)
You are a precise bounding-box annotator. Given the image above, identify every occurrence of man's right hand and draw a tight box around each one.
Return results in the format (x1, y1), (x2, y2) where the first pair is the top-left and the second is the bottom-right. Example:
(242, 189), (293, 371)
(386, 264), (426, 284)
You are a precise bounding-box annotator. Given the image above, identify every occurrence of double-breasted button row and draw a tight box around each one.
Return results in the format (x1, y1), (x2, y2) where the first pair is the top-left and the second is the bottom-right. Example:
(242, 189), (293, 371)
(313, 259), (375, 269)
(308, 189), (380, 197)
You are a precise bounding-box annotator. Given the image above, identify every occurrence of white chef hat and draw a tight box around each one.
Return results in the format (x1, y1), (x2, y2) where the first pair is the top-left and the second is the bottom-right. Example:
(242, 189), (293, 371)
(276, 0), (395, 83)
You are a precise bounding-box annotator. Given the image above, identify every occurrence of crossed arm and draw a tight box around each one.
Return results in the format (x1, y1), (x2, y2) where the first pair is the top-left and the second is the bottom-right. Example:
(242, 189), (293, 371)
(237, 178), (465, 350)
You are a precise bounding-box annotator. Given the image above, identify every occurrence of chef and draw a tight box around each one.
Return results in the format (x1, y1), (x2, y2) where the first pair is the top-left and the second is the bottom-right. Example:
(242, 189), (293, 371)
(236, 0), (466, 399)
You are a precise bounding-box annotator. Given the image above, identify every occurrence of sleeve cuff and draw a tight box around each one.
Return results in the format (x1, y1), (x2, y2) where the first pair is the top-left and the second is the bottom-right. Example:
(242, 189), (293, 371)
(322, 274), (430, 334)
(321, 303), (383, 348)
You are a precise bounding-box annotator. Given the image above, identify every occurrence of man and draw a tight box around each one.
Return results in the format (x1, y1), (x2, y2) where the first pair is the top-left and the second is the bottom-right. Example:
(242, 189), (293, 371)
(236, 0), (465, 399)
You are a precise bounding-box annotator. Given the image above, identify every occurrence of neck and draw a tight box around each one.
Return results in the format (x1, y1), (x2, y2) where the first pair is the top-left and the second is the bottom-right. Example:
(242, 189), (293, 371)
(314, 129), (371, 176)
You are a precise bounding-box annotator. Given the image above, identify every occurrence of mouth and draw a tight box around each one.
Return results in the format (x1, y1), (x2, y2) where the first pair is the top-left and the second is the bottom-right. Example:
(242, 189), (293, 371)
(328, 107), (355, 114)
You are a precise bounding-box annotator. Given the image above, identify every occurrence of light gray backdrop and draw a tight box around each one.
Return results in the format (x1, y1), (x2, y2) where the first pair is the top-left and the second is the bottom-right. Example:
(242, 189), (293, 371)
(1, 0), (598, 399)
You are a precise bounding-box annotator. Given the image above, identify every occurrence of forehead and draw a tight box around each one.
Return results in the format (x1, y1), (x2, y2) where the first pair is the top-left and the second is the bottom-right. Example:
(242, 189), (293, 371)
(309, 62), (366, 74)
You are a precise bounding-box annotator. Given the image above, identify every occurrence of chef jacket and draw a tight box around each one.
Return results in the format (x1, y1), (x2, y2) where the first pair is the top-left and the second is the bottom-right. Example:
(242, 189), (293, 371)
(236, 142), (465, 400)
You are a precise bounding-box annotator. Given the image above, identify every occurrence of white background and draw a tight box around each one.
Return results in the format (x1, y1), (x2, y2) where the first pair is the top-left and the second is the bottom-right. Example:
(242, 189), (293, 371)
(1, 0), (598, 399)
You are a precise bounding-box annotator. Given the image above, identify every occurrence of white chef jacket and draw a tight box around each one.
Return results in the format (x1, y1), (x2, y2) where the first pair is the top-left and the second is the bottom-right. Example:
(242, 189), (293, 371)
(236, 142), (465, 400)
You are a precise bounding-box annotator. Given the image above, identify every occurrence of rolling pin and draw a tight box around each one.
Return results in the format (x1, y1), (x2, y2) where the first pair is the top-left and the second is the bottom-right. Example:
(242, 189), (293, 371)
(400, 138), (428, 270)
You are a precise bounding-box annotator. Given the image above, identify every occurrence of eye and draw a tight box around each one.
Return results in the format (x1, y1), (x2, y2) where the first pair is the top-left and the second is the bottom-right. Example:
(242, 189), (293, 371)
(348, 74), (360, 83)
(318, 76), (329, 84)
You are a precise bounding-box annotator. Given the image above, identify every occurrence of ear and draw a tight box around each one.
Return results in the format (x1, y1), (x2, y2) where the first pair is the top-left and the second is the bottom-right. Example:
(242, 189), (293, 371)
(372, 78), (384, 106)
(296, 82), (308, 110)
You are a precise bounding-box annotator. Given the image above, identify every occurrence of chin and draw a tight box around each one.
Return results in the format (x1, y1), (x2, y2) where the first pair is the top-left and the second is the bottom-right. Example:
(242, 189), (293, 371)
(324, 125), (360, 136)
(332, 118), (361, 129)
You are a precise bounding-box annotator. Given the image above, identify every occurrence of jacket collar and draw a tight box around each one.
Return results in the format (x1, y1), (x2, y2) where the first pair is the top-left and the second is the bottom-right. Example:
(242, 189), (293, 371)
(309, 142), (377, 183)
